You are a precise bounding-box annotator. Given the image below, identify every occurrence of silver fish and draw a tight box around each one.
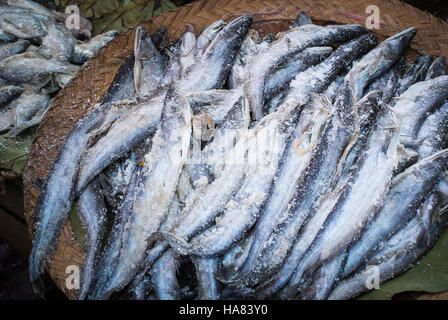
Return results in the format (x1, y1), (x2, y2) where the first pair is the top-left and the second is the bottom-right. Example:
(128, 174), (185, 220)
(28, 101), (129, 293)
(71, 31), (120, 65)
(292, 11), (313, 27)
(0, 85), (22, 106)
(338, 90), (384, 180)
(133, 26), (164, 99)
(322, 75), (344, 102)
(232, 94), (332, 285)
(231, 32), (389, 286)
(248, 94), (381, 296)
(7, 0), (56, 20)
(416, 102), (448, 159)
(2, 102), (48, 137)
(425, 56), (448, 80)
(130, 98), (251, 294)
(329, 177), (448, 300)
(244, 23), (368, 120)
(0, 51), (77, 83)
(178, 15), (253, 91)
(77, 181), (107, 300)
(159, 29), (196, 87)
(170, 97), (329, 258)
(150, 249), (181, 300)
(193, 257), (220, 300)
(88, 165), (143, 300)
(279, 33), (378, 109)
(76, 26), (249, 192)
(299, 251), (347, 300)
(178, 28), (196, 77)
(99, 86), (191, 299)
(0, 106), (14, 132)
(11, 88), (49, 126)
(162, 91), (304, 260)
(76, 95), (163, 194)
(393, 75), (448, 146)
(101, 52), (135, 104)
(364, 58), (403, 105)
(97, 152), (140, 211)
(341, 149), (448, 279)
(0, 30), (16, 42)
(0, 9), (47, 39)
(28, 50), (140, 291)
(54, 66), (79, 88)
(167, 115), (296, 257)
(40, 23), (74, 62)
(200, 95), (250, 176)
(395, 55), (434, 96)
(228, 29), (260, 89)
(196, 20), (226, 58)
(264, 46), (333, 101)
(186, 88), (243, 125)
(219, 232), (254, 282)
(278, 109), (401, 299)
(0, 39), (30, 61)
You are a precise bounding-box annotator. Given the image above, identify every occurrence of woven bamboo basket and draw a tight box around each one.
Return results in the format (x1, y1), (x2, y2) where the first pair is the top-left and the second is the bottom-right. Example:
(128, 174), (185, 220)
(22, 0), (448, 299)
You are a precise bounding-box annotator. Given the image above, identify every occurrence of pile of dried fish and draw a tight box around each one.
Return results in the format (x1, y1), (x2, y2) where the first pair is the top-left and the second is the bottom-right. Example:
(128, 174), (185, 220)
(0, 0), (119, 137)
(28, 10), (448, 300)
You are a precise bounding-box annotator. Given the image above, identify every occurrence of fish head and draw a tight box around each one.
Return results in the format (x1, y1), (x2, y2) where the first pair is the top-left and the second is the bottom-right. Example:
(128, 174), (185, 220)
(134, 25), (158, 61)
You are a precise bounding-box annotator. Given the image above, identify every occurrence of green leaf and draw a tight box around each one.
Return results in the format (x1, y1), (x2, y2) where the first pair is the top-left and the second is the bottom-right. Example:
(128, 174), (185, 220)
(139, 1), (154, 22)
(0, 133), (33, 176)
(359, 228), (448, 300)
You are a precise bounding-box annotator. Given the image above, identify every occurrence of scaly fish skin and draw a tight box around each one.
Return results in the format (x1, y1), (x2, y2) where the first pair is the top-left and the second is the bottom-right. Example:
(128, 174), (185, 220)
(264, 46), (333, 101)
(341, 149), (448, 279)
(0, 30), (17, 42)
(196, 20), (226, 58)
(77, 181), (107, 300)
(7, 0), (56, 20)
(151, 250), (182, 300)
(0, 85), (22, 107)
(235, 30), (403, 288)
(393, 75), (448, 145)
(279, 108), (401, 299)
(133, 26), (164, 99)
(0, 39), (30, 61)
(0, 9), (48, 39)
(194, 257), (221, 300)
(29, 51), (141, 292)
(250, 92), (383, 297)
(329, 175), (448, 300)
(0, 51), (77, 83)
(29, 102), (126, 292)
(10, 89), (48, 129)
(71, 31), (120, 65)
(39, 23), (74, 62)
(425, 56), (448, 80)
